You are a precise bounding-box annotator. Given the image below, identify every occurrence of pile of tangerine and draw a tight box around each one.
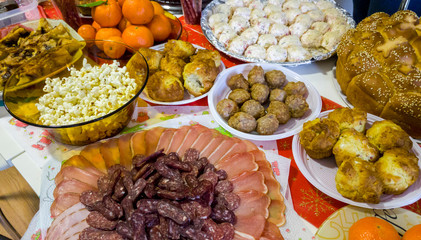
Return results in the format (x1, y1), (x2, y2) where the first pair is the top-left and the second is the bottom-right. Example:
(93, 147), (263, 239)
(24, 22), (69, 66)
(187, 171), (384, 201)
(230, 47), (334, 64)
(77, 0), (171, 58)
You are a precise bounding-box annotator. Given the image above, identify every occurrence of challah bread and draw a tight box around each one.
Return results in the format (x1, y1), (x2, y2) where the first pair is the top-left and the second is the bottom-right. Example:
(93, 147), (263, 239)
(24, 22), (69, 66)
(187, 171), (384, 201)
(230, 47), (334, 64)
(336, 10), (421, 138)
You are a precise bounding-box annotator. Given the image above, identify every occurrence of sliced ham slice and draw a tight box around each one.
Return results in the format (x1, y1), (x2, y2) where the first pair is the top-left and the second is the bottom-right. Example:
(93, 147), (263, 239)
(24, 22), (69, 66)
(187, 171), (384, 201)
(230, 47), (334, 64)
(53, 179), (95, 199)
(215, 152), (258, 179)
(61, 155), (97, 171)
(234, 214), (266, 240)
(242, 140), (259, 152)
(165, 125), (190, 154)
(50, 192), (80, 218)
(46, 202), (89, 240)
(156, 128), (176, 152)
(131, 130), (147, 156)
(232, 171), (268, 195)
(252, 150), (286, 227)
(234, 233), (254, 240)
(207, 137), (240, 164)
(200, 134), (228, 158)
(145, 127), (165, 155)
(211, 139), (249, 165)
(55, 166), (102, 188)
(176, 124), (208, 156)
(118, 133), (134, 169)
(190, 129), (221, 153)
(80, 143), (107, 173)
(234, 190), (270, 219)
(260, 222), (284, 240)
(99, 138), (120, 169)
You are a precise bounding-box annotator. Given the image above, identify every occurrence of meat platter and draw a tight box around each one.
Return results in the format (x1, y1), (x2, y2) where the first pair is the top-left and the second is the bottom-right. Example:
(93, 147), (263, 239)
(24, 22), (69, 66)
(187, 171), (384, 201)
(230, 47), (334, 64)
(40, 123), (287, 239)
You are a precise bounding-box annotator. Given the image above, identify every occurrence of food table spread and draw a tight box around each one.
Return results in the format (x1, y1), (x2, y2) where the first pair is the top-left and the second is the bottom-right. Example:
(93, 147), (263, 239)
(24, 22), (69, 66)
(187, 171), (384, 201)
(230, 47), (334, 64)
(1, 0), (421, 239)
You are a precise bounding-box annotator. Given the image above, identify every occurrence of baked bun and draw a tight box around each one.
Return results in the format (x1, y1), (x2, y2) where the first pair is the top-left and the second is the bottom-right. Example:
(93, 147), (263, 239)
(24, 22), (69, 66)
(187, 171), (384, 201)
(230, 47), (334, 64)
(375, 148), (420, 195)
(333, 129), (379, 167)
(164, 39), (197, 60)
(146, 71), (184, 102)
(328, 108), (367, 133)
(336, 10), (421, 138)
(366, 120), (413, 153)
(299, 118), (340, 159)
(190, 49), (222, 68)
(160, 55), (186, 80)
(335, 158), (383, 204)
(183, 59), (218, 96)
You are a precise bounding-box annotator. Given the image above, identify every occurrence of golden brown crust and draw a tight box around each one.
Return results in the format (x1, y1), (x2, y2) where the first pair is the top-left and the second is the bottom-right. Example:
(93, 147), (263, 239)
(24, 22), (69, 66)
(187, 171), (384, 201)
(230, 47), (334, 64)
(366, 120), (413, 153)
(328, 108), (367, 133)
(183, 59), (218, 97)
(299, 118), (340, 159)
(164, 39), (196, 60)
(375, 148), (419, 195)
(137, 48), (164, 73)
(146, 71), (184, 102)
(160, 55), (186, 80)
(335, 159), (383, 204)
(336, 10), (421, 138)
(190, 49), (221, 68)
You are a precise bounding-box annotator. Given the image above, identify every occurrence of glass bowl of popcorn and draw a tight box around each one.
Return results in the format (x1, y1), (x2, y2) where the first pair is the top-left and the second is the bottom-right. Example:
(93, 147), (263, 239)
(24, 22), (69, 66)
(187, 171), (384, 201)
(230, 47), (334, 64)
(3, 39), (149, 146)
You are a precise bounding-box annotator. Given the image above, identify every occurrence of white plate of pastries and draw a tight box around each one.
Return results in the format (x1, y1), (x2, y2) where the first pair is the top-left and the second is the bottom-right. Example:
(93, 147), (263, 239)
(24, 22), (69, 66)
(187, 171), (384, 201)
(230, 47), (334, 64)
(208, 63), (322, 141)
(201, 0), (355, 65)
(292, 109), (421, 209)
(139, 41), (225, 105)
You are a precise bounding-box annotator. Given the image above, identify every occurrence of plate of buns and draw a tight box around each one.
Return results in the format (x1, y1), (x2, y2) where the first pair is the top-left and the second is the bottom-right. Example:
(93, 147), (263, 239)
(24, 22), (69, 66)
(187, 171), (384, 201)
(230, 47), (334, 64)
(139, 40), (225, 105)
(292, 108), (421, 209)
(335, 10), (421, 140)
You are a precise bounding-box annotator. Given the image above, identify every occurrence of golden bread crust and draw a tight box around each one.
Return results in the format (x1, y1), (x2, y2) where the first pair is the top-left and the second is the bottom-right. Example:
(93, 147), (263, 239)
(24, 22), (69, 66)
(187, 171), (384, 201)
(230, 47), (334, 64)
(336, 10), (421, 138)
(164, 39), (196, 60)
(299, 118), (340, 159)
(327, 108), (367, 133)
(375, 148), (420, 195)
(366, 120), (413, 153)
(335, 159), (383, 204)
(183, 59), (218, 96)
(146, 71), (184, 102)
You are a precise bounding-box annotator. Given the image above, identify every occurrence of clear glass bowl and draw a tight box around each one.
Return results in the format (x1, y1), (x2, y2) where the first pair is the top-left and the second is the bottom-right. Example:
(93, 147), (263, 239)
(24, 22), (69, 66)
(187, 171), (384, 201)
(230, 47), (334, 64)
(3, 39), (149, 145)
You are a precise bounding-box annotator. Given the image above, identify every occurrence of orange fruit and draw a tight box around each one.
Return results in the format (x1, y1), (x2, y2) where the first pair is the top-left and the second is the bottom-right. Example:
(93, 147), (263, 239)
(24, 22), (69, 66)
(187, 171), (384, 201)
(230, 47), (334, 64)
(118, 0), (125, 7)
(146, 14), (171, 42)
(118, 17), (132, 32)
(122, 25), (154, 49)
(151, 1), (164, 15)
(122, 0), (154, 25)
(77, 24), (96, 40)
(92, 21), (102, 31)
(91, 0), (122, 27)
(349, 217), (400, 240)
(104, 36), (126, 59)
(403, 224), (421, 240)
(95, 28), (122, 50)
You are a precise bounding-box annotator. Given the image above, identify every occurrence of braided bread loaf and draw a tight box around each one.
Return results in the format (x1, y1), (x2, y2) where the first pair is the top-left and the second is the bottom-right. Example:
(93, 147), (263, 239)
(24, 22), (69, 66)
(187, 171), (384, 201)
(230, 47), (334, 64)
(336, 10), (421, 139)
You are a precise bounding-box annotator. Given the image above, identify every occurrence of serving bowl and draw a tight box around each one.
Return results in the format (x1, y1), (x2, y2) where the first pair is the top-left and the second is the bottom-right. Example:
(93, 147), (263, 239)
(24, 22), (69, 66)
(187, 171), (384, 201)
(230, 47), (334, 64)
(3, 39), (149, 146)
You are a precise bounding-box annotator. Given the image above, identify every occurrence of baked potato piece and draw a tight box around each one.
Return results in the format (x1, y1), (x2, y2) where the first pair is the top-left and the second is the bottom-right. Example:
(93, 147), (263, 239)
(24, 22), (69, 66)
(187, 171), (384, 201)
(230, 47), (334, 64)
(190, 49), (222, 68)
(137, 48), (164, 74)
(366, 120), (413, 153)
(328, 107), (367, 133)
(164, 39), (196, 59)
(336, 158), (383, 204)
(146, 71), (184, 102)
(183, 59), (218, 96)
(375, 148), (419, 195)
(333, 129), (379, 167)
(160, 55), (187, 80)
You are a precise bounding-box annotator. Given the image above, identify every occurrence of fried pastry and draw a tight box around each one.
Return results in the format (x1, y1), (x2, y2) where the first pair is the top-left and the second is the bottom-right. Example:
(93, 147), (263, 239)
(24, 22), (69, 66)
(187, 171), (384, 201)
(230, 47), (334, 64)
(137, 48), (164, 74)
(336, 158), (383, 204)
(190, 49), (222, 68)
(146, 71), (184, 102)
(328, 108), (367, 133)
(333, 129), (379, 167)
(183, 59), (218, 96)
(164, 39), (196, 60)
(375, 148), (419, 195)
(160, 55), (186, 80)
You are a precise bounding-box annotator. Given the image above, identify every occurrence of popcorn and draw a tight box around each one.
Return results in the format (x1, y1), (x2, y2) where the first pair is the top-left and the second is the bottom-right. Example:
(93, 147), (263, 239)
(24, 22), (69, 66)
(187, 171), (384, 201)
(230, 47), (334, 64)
(36, 59), (137, 125)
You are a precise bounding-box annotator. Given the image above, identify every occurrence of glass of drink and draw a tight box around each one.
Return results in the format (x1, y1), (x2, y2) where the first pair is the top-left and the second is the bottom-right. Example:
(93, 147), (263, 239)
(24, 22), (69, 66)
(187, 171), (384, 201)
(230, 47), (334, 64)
(181, 0), (202, 25)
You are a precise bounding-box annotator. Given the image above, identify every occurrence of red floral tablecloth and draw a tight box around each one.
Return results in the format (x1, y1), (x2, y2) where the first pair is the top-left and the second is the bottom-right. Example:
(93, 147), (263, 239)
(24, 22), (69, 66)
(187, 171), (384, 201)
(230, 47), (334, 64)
(34, 4), (421, 228)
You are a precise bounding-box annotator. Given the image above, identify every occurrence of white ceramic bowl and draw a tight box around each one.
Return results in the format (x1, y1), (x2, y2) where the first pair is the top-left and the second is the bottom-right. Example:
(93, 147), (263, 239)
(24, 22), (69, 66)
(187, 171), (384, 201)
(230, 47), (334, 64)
(292, 110), (421, 209)
(208, 63), (322, 141)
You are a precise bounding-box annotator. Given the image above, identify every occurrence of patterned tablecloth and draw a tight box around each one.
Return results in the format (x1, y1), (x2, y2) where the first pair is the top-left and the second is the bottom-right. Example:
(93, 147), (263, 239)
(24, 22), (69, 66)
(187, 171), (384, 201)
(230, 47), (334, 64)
(10, 2), (421, 238)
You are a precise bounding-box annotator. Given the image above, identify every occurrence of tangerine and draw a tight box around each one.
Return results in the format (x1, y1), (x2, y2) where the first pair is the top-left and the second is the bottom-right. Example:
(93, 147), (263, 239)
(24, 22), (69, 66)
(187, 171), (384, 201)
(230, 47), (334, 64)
(122, 25), (154, 49)
(77, 24), (96, 40)
(118, 0), (125, 7)
(403, 224), (421, 240)
(151, 1), (164, 15)
(95, 28), (122, 50)
(146, 14), (171, 42)
(122, 0), (154, 25)
(349, 217), (400, 240)
(92, 21), (102, 31)
(118, 17), (132, 32)
(91, 0), (122, 27)
(104, 36), (126, 59)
